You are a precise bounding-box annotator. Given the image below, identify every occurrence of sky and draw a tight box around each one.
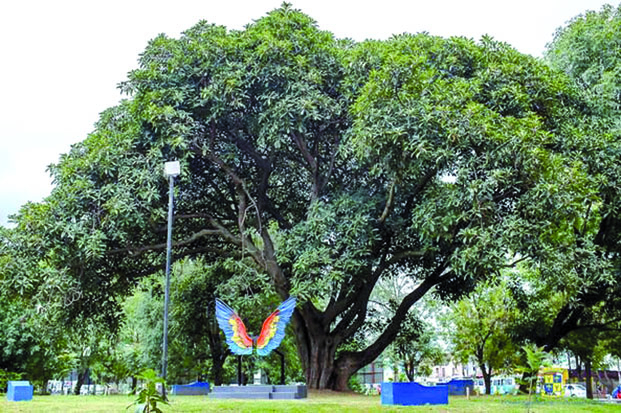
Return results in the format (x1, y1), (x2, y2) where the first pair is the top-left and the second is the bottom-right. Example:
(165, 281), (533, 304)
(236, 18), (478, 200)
(0, 0), (614, 227)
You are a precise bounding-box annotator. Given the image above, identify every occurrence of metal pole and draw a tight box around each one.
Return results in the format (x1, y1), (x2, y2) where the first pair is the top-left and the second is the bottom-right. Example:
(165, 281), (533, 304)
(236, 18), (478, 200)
(161, 174), (175, 398)
(274, 349), (285, 385)
(238, 356), (242, 386)
(280, 352), (285, 385)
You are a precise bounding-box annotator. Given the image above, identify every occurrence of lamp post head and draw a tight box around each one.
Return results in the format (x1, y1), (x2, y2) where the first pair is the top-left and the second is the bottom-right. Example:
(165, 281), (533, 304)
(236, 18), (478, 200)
(164, 161), (180, 178)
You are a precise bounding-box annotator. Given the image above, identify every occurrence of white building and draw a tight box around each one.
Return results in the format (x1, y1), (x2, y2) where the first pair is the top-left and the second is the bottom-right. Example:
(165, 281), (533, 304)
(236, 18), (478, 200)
(428, 360), (480, 383)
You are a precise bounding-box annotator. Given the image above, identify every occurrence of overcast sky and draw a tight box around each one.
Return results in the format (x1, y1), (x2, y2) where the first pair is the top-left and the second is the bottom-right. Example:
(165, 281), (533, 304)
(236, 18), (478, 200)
(0, 0), (613, 227)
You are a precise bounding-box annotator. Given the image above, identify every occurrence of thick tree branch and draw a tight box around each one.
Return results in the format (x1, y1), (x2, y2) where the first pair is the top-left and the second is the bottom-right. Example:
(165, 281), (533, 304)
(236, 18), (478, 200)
(227, 132), (270, 170)
(316, 135), (340, 196)
(387, 250), (426, 265)
(332, 290), (368, 340)
(204, 151), (265, 253)
(324, 247), (393, 325)
(501, 255), (531, 268)
(291, 131), (323, 201)
(379, 179), (397, 223)
(291, 131), (317, 173)
(259, 227), (289, 298)
(338, 262), (450, 370)
(332, 249), (429, 341)
(401, 168), (437, 220)
(107, 228), (224, 256)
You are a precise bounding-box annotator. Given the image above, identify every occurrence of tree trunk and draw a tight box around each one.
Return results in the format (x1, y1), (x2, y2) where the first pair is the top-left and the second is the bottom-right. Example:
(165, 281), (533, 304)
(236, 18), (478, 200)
(293, 310), (367, 391)
(333, 358), (357, 391)
(212, 354), (226, 386)
(210, 341), (228, 385)
(404, 360), (414, 382)
(304, 333), (340, 389)
(207, 315), (228, 385)
(518, 371), (533, 394)
(290, 300), (348, 390)
(74, 368), (88, 395)
(576, 355), (582, 382)
(293, 274), (441, 390)
(480, 363), (491, 395)
(260, 214), (447, 391)
(585, 358), (593, 399)
(131, 376), (138, 393)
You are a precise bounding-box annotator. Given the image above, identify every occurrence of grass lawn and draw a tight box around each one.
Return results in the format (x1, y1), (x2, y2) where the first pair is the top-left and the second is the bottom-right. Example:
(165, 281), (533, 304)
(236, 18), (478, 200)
(1, 391), (621, 412)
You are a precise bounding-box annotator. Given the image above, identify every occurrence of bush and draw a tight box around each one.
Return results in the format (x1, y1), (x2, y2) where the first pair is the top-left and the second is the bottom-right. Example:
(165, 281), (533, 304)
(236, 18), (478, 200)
(348, 375), (365, 393)
(0, 370), (23, 393)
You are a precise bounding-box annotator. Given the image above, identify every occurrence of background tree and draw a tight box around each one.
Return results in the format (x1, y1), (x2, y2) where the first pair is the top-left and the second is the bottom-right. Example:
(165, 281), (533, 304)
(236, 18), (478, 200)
(370, 277), (444, 382)
(392, 315), (444, 382)
(117, 275), (163, 391)
(514, 2), (621, 359)
(88, 334), (131, 394)
(546, 4), (621, 128)
(505, 261), (621, 395)
(443, 280), (518, 394)
(167, 259), (229, 385)
(560, 330), (610, 399)
(0, 226), (72, 391)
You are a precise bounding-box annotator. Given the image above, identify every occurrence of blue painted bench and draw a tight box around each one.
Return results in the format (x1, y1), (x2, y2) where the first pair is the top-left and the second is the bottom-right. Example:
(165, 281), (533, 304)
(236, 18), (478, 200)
(440, 378), (474, 395)
(381, 382), (448, 406)
(7, 381), (33, 402)
(171, 381), (210, 395)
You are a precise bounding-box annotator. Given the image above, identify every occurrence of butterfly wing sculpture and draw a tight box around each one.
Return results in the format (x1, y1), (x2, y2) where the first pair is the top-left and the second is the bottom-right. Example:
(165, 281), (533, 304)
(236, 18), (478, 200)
(215, 297), (296, 356)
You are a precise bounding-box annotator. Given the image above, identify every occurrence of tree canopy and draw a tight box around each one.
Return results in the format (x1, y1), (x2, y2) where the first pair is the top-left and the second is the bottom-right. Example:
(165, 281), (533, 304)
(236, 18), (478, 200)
(537, 2), (621, 359)
(1, 4), (606, 390)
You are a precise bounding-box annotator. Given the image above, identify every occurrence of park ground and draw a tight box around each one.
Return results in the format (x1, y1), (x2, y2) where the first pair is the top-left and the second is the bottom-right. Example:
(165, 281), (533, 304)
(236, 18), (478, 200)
(2, 391), (621, 412)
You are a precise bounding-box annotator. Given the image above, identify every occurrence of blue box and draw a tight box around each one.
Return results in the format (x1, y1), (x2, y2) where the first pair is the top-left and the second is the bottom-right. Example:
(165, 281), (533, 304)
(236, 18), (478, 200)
(442, 378), (474, 396)
(381, 382), (448, 406)
(7, 381), (33, 402)
(171, 381), (210, 395)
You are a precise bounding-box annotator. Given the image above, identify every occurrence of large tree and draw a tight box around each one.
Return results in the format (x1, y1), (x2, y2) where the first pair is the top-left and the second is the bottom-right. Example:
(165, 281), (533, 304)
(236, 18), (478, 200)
(8, 5), (596, 390)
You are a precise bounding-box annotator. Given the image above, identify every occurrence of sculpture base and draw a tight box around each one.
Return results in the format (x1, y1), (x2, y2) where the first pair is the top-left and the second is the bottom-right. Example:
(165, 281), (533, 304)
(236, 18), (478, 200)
(210, 384), (307, 400)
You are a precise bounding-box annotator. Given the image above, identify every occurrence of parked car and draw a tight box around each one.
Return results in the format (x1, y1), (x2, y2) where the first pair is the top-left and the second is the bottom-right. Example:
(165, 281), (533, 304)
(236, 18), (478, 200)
(564, 384), (587, 398)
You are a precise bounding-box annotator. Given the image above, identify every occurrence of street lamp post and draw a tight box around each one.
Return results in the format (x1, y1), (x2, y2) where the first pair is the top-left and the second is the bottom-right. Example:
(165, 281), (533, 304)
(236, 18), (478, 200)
(161, 160), (180, 398)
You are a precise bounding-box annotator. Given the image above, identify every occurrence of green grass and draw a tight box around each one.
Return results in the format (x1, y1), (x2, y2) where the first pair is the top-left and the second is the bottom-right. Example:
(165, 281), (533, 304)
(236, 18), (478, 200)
(1, 391), (621, 412)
